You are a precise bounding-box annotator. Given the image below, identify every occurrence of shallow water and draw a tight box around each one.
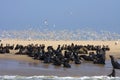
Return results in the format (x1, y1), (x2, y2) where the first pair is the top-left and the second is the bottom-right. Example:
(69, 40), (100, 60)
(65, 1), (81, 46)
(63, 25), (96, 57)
(0, 59), (120, 77)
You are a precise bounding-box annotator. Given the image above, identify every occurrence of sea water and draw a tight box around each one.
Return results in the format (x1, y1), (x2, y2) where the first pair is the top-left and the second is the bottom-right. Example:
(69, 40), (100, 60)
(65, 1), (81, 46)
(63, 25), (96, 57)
(0, 75), (120, 80)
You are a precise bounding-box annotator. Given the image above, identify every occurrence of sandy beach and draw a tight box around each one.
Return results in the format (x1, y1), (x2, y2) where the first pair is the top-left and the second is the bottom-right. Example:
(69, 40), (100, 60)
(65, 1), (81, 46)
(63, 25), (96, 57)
(0, 40), (120, 76)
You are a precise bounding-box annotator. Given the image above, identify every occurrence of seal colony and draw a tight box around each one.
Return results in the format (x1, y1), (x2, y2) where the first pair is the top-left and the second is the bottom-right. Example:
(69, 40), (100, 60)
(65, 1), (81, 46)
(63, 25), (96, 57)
(0, 40), (120, 77)
(0, 42), (110, 68)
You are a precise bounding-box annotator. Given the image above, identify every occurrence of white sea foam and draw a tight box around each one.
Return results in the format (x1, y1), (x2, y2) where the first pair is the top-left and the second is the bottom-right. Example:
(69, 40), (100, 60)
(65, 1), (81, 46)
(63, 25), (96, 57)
(0, 75), (120, 80)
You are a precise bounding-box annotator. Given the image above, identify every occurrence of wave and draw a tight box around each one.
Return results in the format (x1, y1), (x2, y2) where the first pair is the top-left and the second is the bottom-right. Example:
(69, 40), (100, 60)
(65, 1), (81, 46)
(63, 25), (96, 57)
(0, 75), (120, 80)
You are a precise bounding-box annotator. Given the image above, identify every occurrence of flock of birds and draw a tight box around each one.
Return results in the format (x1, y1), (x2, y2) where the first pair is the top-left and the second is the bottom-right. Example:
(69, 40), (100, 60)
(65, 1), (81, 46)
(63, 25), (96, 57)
(0, 29), (120, 40)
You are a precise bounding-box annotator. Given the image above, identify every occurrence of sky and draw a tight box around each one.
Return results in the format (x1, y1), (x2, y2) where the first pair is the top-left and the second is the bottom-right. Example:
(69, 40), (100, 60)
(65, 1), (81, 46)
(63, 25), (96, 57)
(0, 0), (120, 33)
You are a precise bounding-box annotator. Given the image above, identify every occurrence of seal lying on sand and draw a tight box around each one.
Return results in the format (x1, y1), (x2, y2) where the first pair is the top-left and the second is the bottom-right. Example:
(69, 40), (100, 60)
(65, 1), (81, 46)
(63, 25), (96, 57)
(110, 55), (120, 69)
(108, 68), (115, 77)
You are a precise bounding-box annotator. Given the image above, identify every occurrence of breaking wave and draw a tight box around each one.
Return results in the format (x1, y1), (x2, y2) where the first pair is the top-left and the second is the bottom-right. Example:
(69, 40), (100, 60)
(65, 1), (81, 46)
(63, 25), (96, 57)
(0, 75), (120, 80)
(0, 28), (120, 40)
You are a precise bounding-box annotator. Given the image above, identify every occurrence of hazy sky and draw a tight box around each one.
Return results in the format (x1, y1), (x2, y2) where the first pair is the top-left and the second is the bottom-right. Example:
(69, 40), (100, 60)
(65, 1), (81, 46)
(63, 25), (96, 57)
(0, 0), (120, 33)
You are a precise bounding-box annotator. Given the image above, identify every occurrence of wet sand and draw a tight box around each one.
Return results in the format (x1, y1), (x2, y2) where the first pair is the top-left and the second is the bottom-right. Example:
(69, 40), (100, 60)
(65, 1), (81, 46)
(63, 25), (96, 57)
(0, 58), (120, 77)
(0, 40), (120, 76)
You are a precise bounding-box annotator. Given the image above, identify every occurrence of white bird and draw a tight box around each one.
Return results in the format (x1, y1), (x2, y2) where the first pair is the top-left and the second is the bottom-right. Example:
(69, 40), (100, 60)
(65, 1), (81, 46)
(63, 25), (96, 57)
(44, 19), (48, 26)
